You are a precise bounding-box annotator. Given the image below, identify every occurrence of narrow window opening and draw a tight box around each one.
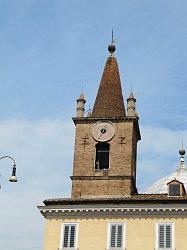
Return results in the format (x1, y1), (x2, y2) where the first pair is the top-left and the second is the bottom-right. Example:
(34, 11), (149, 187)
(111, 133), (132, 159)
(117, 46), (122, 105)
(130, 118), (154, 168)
(95, 143), (110, 170)
(109, 223), (124, 249)
(157, 223), (173, 249)
(62, 224), (76, 248)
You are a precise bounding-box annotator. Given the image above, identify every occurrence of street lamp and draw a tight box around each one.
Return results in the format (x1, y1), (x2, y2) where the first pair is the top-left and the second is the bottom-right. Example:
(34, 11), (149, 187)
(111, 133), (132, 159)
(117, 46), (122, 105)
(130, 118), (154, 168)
(0, 155), (17, 183)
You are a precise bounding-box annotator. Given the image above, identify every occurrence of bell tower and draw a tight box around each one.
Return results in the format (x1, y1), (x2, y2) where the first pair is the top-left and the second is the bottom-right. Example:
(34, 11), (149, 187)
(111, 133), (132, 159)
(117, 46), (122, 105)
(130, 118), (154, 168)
(71, 38), (141, 198)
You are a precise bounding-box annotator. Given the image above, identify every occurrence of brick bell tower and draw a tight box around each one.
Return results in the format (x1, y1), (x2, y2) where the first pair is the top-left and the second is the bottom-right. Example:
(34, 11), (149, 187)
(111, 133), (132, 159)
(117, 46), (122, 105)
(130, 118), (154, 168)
(71, 37), (141, 198)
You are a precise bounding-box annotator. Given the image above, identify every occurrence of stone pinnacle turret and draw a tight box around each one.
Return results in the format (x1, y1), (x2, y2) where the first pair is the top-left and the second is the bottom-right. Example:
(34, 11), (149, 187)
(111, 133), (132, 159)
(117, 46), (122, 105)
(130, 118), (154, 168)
(76, 93), (86, 117)
(127, 91), (137, 117)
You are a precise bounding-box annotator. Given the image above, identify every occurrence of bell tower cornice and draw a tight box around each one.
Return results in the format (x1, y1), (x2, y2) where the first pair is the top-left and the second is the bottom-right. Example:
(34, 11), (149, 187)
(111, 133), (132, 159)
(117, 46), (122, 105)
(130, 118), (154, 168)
(72, 116), (141, 141)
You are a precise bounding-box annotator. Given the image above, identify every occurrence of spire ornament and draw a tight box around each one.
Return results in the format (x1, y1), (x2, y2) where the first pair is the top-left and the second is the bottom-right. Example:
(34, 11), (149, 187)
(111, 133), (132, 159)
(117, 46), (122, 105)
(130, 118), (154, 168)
(178, 144), (186, 169)
(179, 141), (185, 156)
(108, 30), (116, 56)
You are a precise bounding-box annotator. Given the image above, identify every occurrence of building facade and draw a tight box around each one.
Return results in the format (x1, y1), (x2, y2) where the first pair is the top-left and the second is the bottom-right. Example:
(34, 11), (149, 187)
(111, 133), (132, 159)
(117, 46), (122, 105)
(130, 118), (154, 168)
(38, 40), (187, 250)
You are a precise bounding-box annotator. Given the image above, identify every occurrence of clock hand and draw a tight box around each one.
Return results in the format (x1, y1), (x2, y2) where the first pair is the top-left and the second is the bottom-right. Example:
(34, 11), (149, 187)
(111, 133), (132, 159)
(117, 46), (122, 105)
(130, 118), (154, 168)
(98, 132), (103, 140)
(98, 128), (106, 140)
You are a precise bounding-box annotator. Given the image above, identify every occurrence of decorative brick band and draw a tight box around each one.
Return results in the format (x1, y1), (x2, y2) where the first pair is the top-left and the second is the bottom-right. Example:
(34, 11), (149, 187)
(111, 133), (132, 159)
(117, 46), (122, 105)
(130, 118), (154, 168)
(70, 175), (134, 181)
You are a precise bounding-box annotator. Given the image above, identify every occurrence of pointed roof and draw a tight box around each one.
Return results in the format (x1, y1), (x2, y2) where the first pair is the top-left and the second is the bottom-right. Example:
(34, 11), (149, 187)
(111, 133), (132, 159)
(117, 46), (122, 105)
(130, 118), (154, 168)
(92, 55), (126, 118)
(77, 92), (85, 101)
(128, 91), (136, 100)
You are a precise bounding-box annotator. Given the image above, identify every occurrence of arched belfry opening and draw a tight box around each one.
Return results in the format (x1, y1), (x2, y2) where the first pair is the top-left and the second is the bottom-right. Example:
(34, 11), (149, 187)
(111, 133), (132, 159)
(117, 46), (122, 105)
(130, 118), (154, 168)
(95, 142), (110, 170)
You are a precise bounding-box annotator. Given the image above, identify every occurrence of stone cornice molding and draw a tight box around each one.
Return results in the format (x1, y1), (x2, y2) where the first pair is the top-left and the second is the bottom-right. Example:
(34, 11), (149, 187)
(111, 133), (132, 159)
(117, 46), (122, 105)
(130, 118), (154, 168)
(70, 175), (134, 181)
(72, 117), (138, 124)
(38, 204), (187, 219)
(72, 116), (141, 140)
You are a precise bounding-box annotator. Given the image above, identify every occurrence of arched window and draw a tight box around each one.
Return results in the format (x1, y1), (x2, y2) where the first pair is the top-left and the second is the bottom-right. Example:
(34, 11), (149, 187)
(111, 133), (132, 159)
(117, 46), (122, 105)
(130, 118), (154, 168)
(95, 143), (110, 170)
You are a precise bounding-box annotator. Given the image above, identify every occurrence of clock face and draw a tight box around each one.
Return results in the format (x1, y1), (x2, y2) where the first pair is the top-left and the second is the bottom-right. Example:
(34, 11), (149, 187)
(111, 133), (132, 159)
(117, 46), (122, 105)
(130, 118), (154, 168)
(92, 121), (115, 142)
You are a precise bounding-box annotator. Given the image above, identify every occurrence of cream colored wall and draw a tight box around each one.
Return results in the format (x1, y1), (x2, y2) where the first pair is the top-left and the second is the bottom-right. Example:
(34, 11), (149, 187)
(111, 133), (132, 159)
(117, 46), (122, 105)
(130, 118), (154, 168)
(44, 216), (187, 250)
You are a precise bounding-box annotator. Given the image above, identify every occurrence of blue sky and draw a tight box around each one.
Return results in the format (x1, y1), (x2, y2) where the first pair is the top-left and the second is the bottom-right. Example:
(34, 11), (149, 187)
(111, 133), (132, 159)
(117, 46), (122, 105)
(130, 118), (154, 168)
(0, 1), (187, 250)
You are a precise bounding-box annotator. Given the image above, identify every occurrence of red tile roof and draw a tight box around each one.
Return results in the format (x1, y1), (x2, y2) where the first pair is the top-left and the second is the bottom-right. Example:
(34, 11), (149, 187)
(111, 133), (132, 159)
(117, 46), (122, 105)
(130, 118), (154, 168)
(43, 194), (187, 206)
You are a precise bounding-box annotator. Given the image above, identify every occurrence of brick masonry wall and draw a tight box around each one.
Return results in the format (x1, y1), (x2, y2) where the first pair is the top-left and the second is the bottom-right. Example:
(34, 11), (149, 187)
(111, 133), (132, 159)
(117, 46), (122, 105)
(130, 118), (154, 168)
(72, 179), (133, 198)
(71, 120), (139, 197)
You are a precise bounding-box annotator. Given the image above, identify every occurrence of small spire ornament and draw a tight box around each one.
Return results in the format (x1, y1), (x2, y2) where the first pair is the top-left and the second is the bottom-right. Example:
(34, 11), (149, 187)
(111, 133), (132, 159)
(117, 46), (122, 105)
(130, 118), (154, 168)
(108, 29), (116, 55)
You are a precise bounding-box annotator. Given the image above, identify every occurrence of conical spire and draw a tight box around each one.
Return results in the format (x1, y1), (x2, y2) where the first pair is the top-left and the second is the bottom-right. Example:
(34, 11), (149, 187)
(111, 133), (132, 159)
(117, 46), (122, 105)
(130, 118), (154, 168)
(92, 39), (126, 118)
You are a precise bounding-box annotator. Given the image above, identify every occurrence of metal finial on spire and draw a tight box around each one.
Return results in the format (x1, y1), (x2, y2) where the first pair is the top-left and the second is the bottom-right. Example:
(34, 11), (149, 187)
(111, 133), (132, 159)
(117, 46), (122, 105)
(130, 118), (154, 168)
(108, 29), (116, 55)
(112, 29), (114, 44)
(179, 141), (185, 156)
(178, 142), (186, 169)
(128, 86), (135, 100)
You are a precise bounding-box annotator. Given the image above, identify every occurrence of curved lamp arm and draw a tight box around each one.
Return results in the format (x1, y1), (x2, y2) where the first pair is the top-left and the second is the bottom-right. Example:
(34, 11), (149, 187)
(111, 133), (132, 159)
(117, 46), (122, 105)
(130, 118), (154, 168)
(0, 155), (16, 166)
(0, 155), (17, 182)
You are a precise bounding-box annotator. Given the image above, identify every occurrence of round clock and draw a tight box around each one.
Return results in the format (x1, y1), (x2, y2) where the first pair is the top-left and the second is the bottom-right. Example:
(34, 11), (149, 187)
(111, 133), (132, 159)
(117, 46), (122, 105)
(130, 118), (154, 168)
(92, 121), (115, 142)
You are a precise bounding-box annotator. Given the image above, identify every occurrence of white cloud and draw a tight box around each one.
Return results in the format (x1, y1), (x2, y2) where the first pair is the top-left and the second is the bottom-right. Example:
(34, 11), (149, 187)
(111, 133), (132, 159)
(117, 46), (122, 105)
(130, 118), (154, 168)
(0, 119), (74, 250)
(0, 119), (187, 249)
